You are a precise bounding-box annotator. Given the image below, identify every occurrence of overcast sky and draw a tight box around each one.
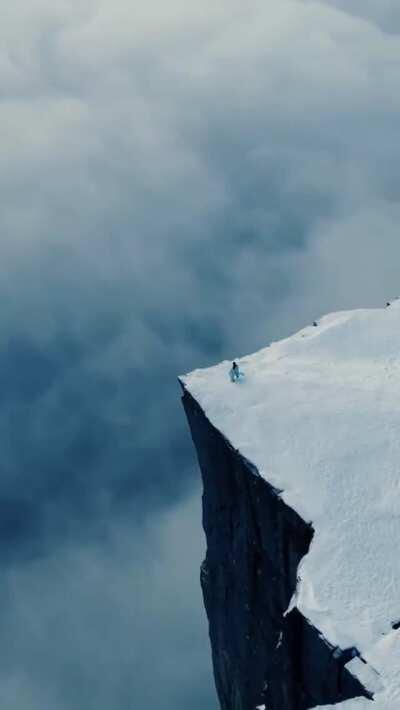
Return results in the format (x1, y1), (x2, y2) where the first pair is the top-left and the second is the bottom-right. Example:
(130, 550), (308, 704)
(1, 1), (400, 708)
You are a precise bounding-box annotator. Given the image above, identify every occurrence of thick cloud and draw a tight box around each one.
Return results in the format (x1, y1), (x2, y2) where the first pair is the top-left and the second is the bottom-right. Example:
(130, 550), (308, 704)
(0, 492), (217, 710)
(1, 0), (400, 707)
(313, 0), (400, 33)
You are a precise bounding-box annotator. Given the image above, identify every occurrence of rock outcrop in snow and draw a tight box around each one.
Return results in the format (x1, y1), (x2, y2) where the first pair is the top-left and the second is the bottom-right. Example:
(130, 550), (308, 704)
(181, 303), (400, 709)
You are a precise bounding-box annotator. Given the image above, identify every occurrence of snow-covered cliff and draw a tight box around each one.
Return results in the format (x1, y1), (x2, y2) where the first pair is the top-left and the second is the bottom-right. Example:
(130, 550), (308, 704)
(181, 303), (400, 709)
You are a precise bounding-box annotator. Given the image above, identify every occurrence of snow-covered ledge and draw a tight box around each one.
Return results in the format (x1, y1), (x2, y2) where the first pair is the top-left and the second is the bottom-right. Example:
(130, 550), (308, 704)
(182, 304), (400, 708)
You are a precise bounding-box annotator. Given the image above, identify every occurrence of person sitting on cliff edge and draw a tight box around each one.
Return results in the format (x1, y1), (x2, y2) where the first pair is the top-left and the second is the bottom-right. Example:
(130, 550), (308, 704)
(229, 361), (242, 383)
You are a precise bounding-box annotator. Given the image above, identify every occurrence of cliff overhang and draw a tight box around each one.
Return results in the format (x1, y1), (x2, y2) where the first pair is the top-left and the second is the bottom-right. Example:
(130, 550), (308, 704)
(180, 304), (400, 709)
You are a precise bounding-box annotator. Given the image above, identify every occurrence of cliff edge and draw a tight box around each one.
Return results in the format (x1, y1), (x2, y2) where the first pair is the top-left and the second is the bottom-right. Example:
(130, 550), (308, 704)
(181, 304), (400, 709)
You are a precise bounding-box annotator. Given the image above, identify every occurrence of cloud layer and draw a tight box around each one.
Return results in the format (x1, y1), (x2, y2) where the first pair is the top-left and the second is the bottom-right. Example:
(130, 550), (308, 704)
(1, 1), (400, 707)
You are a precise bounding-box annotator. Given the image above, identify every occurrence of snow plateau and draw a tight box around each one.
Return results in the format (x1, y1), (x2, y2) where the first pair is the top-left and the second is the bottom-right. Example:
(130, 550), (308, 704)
(182, 304), (400, 708)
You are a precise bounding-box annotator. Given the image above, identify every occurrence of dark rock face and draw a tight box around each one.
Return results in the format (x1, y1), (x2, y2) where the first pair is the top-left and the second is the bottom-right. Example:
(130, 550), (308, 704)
(182, 388), (371, 710)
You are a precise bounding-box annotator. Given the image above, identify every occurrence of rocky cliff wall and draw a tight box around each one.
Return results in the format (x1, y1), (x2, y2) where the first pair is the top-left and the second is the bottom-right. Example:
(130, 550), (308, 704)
(182, 388), (370, 710)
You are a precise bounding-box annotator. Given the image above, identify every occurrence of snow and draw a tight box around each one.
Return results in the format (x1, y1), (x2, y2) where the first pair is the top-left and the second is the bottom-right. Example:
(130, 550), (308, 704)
(181, 302), (400, 707)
